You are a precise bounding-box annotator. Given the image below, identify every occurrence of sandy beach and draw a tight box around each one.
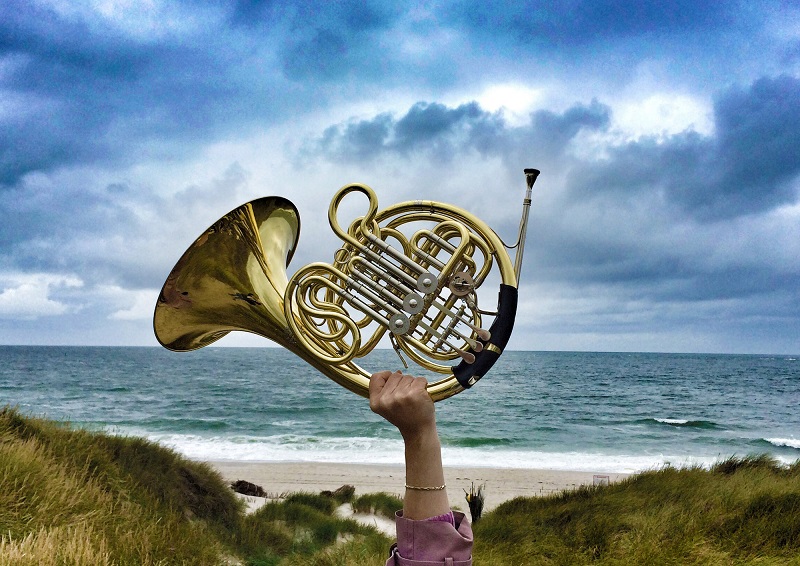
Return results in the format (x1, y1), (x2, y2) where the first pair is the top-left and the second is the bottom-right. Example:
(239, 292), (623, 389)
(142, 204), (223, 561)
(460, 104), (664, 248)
(208, 461), (629, 514)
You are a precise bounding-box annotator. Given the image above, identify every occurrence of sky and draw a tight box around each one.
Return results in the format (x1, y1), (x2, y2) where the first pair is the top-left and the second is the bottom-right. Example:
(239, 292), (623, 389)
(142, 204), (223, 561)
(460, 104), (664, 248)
(1, 0), (799, 354)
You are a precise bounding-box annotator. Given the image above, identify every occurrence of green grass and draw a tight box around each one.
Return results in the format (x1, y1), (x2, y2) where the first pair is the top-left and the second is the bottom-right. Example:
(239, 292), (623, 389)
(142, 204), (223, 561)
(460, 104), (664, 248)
(236, 494), (389, 565)
(474, 456), (800, 565)
(0, 407), (391, 565)
(3, 407), (800, 565)
(351, 492), (403, 520)
(0, 406), (241, 565)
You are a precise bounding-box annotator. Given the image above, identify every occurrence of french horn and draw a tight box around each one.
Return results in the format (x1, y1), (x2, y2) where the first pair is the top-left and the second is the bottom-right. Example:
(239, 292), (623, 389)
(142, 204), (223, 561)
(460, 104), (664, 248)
(154, 169), (539, 401)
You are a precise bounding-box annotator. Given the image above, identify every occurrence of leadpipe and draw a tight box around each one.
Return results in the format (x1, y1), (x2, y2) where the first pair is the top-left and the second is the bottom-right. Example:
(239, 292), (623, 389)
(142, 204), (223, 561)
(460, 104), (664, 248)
(513, 168), (540, 283)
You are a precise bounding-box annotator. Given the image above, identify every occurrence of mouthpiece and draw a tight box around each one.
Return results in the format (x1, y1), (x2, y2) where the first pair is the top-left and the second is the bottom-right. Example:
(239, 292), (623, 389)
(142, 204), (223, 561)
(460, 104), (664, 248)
(524, 168), (540, 189)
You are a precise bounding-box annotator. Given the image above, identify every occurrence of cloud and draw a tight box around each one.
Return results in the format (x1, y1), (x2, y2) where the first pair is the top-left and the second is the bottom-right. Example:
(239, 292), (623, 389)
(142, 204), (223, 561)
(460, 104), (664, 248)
(0, 273), (83, 319)
(448, 1), (737, 47)
(100, 286), (160, 321)
(311, 99), (611, 164)
(301, 75), (799, 319)
(567, 74), (800, 221)
(0, 0), (289, 187)
(1, 0), (785, 190)
(712, 75), (800, 213)
(0, 1), (797, 353)
(0, 161), (253, 294)
(277, 2), (401, 81)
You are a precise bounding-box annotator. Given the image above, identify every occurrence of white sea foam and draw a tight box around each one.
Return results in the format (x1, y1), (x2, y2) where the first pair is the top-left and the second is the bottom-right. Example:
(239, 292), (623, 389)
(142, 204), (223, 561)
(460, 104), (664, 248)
(151, 433), (408, 465)
(655, 418), (689, 425)
(765, 437), (800, 449)
(140, 431), (725, 474)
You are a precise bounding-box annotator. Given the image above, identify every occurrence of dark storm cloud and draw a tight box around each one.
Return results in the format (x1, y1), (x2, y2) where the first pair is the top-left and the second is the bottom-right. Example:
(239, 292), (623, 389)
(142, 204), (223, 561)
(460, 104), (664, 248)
(0, 0), (432, 189)
(0, 180), (151, 283)
(228, 0), (279, 26)
(226, 0), (402, 81)
(569, 75), (800, 221)
(0, 0), (285, 187)
(2, 0), (780, 189)
(448, 0), (734, 47)
(313, 99), (611, 163)
(309, 74), (799, 322)
(1, 2), (145, 183)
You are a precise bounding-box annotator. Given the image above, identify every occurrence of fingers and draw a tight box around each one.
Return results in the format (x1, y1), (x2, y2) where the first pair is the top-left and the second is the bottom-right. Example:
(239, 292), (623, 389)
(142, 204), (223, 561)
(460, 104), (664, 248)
(369, 370), (393, 397)
(369, 370), (400, 412)
(369, 370), (435, 438)
(369, 370), (428, 413)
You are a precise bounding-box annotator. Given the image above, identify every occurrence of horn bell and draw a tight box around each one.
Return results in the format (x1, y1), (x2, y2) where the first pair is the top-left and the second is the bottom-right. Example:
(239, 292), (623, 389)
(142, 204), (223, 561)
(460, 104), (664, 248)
(153, 197), (300, 352)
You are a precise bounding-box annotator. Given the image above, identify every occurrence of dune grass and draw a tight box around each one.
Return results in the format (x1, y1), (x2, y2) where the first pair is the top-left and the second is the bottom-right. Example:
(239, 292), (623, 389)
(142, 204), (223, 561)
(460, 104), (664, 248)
(0, 406), (242, 565)
(3, 406), (800, 565)
(235, 492), (390, 565)
(351, 492), (404, 520)
(0, 407), (391, 565)
(474, 455), (800, 565)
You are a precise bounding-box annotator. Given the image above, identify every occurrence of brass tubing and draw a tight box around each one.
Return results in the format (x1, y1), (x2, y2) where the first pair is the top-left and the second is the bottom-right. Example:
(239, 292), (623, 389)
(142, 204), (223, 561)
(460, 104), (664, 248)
(415, 320), (475, 364)
(366, 232), (426, 275)
(410, 247), (446, 271)
(349, 269), (405, 309)
(431, 304), (481, 352)
(345, 276), (403, 317)
(428, 300), (488, 345)
(423, 230), (458, 253)
(360, 245), (419, 288)
(514, 168), (540, 283)
(351, 256), (414, 297)
(335, 286), (392, 329)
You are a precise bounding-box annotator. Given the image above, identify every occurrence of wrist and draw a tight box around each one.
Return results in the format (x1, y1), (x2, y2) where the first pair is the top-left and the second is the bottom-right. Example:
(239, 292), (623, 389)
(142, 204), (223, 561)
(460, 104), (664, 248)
(400, 423), (439, 447)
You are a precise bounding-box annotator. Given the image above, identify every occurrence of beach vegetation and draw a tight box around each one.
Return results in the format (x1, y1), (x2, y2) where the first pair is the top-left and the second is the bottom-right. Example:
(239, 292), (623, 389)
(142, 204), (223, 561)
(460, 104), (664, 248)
(351, 492), (403, 519)
(474, 455), (800, 565)
(4, 407), (800, 565)
(0, 407), (391, 565)
(0, 406), (241, 565)
(284, 492), (341, 514)
(464, 482), (486, 523)
(234, 492), (390, 564)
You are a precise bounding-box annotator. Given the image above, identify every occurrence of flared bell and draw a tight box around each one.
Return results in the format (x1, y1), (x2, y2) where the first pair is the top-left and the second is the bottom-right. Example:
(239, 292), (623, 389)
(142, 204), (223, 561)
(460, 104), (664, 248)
(154, 197), (301, 351)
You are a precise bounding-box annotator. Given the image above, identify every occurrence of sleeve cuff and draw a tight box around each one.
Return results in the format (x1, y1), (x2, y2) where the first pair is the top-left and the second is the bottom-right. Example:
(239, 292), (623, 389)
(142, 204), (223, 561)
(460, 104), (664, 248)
(422, 511), (455, 526)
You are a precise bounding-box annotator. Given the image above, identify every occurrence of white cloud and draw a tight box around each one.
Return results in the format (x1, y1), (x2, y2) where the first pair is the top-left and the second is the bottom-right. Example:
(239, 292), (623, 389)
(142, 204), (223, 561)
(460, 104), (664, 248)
(96, 285), (159, 320)
(0, 273), (83, 319)
(440, 82), (546, 128)
(109, 289), (158, 320)
(475, 82), (544, 120)
(613, 92), (714, 139)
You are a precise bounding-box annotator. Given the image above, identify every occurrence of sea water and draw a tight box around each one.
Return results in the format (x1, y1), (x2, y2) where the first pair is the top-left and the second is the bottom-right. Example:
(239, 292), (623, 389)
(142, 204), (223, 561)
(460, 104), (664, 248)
(1, 346), (798, 473)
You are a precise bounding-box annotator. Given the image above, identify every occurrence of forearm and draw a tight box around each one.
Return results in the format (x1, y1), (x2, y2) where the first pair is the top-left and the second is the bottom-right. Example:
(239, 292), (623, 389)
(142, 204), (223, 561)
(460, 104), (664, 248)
(402, 425), (450, 520)
(368, 370), (452, 520)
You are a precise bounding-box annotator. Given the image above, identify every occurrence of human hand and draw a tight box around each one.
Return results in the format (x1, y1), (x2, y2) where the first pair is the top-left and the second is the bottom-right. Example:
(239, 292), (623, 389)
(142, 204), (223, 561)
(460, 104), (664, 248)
(369, 370), (436, 440)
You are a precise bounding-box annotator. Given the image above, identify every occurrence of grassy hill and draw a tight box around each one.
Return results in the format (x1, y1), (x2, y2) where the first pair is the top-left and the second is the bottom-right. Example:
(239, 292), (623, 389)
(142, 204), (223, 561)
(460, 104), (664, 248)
(475, 456), (800, 565)
(2, 407), (799, 565)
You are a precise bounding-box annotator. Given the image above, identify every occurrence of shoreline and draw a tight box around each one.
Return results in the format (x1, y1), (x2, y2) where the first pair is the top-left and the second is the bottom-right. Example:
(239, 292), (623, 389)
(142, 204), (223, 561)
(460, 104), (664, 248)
(207, 461), (630, 513)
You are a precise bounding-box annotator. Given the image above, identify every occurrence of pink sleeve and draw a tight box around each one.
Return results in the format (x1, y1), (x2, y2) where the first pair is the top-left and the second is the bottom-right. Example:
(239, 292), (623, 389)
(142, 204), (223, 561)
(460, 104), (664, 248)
(385, 511), (473, 566)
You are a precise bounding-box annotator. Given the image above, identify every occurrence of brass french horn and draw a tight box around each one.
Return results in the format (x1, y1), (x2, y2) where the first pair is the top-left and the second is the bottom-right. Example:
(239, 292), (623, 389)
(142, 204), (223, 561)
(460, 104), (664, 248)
(154, 169), (539, 401)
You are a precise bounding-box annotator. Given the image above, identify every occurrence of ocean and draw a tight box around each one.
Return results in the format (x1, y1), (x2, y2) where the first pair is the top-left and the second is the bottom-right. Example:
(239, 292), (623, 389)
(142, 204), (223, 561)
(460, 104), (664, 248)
(1, 346), (798, 474)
